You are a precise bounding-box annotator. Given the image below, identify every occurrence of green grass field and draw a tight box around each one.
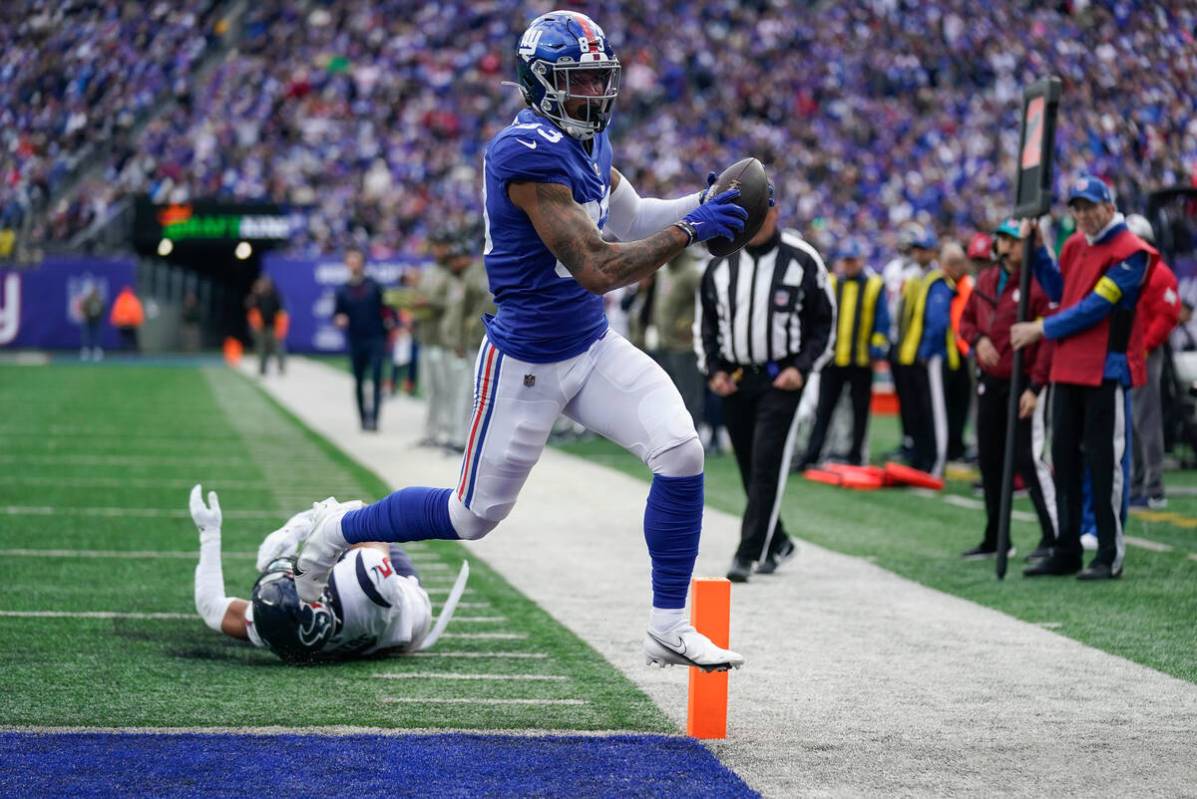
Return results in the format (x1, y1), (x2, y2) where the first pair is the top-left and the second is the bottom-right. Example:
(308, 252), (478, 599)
(557, 415), (1197, 684)
(0, 363), (669, 732)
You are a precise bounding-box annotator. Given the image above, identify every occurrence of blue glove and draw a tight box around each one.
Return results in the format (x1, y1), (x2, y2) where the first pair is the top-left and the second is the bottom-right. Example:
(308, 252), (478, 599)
(698, 171), (718, 204)
(678, 189), (747, 243)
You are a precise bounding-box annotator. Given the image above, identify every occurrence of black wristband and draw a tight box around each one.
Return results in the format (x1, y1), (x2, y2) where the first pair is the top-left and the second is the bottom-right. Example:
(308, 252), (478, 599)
(672, 220), (698, 246)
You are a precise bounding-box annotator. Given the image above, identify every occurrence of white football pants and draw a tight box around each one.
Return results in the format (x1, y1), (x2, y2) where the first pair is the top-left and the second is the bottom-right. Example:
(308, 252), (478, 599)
(451, 331), (699, 524)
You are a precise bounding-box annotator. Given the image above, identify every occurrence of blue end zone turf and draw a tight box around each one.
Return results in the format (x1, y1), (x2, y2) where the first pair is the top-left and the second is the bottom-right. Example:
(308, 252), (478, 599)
(0, 732), (759, 798)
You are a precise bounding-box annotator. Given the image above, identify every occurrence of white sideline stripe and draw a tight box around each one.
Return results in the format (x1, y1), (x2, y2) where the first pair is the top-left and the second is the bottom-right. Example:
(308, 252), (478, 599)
(2, 506), (282, 520)
(411, 652), (548, 659)
(383, 698), (586, 706)
(0, 548), (255, 560)
(914, 490), (1179, 553)
(436, 602), (490, 610)
(0, 611), (193, 620)
(373, 672), (567, 682)
(0, 725), (650, 738)
(1125, 536), (1173, 553)
(941, 494), (1036, 522)
(442, 616), (506, 623)
(1037, 622), (1064, 629)
(440, 632), (527, 640)
(423, 588), (475, 597)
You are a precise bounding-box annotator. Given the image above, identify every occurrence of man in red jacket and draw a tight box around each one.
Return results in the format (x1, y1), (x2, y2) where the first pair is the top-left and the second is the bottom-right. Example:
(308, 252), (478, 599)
(1125, 214), (1180, 509)
(958, 219), (1057, 561)
(1011, 176), (1160, 580)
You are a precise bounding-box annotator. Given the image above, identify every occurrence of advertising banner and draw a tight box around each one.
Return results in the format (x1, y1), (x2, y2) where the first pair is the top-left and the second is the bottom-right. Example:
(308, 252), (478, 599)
(262, 254), (429, 353)
(0, 257), (137, 350)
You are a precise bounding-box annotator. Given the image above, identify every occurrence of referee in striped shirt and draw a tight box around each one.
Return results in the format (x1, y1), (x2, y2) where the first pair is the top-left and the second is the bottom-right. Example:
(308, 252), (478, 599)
(696, 205), (836, 582)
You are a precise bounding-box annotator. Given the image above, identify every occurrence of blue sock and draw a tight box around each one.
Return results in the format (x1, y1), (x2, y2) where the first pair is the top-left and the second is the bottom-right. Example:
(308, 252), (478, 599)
(643, 473), (703, 610)
(341, 487), (457, 544)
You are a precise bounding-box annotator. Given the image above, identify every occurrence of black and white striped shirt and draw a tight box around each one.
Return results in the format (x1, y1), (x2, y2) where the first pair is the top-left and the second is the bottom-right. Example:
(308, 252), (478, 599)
(695, 229), (836, 376)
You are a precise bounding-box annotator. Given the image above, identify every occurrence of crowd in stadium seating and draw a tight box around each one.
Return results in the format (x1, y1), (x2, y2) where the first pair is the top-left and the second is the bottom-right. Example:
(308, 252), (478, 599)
(7, 0), (1195, 260)
(0, 0), (225, 241)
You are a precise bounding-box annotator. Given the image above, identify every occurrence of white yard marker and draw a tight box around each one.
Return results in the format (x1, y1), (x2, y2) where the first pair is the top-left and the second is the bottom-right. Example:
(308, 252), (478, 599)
(910, 489), (1181, 548)
(0, 548), (255, 560)
(411, 652), (548, 659)
(0, 611), (193, 620)
(440, 632), (527, 640)
(374, 672), (567, 682)
(2, 506), (281, 520)
(1125, 536), (1173, 553)
(383, 697), (586, 706)
(442, 616), (508, 623)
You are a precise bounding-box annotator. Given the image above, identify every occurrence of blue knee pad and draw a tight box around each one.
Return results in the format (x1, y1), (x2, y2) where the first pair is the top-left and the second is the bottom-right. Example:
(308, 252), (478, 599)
(643, 473), (703, 609)
(341, 487), (457, 544)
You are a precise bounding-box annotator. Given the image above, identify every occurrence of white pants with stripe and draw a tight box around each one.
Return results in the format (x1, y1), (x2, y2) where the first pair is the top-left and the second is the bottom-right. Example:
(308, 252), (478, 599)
(449, 331), (700, 530)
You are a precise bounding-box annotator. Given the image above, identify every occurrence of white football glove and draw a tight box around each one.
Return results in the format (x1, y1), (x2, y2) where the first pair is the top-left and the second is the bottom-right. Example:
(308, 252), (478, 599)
(255, 508), (318, 572)
(189, 484), (222, 536)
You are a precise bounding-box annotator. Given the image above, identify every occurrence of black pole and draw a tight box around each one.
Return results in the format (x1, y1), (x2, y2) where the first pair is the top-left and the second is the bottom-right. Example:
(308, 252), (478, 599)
(998, 76), (1060, 580)
(995, 257), (1033, 579)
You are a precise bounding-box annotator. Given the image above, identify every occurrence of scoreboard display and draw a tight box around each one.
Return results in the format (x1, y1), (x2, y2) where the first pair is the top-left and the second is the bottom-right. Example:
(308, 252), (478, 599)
(133, 196), (300, 247)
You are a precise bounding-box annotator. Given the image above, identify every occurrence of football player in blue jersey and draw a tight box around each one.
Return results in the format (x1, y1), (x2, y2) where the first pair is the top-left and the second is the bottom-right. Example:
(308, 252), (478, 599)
(190, 485), (467, 662)
(292, 11), (749, 672)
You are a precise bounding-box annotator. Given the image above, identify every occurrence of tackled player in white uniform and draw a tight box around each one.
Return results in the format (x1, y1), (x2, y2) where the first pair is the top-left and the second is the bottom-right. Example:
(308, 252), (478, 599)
(190, 485), (466, 661)
(293, 11), (753, 671)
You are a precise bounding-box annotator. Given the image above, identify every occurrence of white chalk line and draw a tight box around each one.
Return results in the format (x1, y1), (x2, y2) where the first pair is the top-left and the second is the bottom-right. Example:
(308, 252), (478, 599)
(0, 476), (362, 492)
(2, 506), (282, 520)
(911, 489), (1178, 554)
(382, 697), (586, 706)
(0, 548), (255, 560)
(440, 632), (527, 640)
(0, 724), (664, 737)
(411, 652), (547, 660)
(0, 611), (193, 621)
(373, 672), (567, 682)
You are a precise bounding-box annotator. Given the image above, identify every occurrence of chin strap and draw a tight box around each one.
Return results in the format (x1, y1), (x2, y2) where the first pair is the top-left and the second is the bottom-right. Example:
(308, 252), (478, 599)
(417, 560), (470, 652)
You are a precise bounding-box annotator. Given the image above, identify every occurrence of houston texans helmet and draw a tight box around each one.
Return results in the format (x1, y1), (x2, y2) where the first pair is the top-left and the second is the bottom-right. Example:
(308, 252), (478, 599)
(251, 557), (336, 662)
(514, 11), (620, 141)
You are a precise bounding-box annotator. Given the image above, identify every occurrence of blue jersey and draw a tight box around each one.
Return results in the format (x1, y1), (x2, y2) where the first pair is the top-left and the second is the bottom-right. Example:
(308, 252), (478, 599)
(482, 109), (613, 362)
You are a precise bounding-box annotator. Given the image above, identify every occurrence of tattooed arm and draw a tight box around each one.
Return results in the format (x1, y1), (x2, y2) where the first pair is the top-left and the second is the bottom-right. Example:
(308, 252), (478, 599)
(508, 178), (689, 295)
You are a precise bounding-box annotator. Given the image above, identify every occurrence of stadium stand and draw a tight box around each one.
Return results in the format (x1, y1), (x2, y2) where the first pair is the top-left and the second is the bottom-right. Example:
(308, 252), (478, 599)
(0, 1), (229, 250)
(4, 0), (1195, 260)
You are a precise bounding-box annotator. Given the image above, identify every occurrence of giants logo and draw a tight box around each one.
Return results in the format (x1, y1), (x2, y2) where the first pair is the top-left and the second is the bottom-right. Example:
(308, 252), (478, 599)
(518, 29), (543, 60)
(0, 273), (19, 346)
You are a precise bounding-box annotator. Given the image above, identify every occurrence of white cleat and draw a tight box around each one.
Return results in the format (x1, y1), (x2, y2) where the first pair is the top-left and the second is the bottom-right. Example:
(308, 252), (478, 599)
(643, 622), (745, 672)
(294, 497), (362, 603)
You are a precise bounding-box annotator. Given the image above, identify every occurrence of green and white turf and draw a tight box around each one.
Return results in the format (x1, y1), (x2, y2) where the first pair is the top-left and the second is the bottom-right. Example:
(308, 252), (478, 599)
(0, 363), (669, 732)
(5, 358), (1197, 797)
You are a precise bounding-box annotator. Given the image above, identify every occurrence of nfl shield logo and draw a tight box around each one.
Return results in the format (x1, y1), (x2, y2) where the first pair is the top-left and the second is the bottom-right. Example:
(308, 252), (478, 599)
(524, 374), (536, 387)
(774, 290), (790, 306)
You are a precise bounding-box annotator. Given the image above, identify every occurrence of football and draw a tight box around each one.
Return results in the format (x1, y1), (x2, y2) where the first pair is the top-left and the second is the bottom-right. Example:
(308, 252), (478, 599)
(705, 157), (771, 257)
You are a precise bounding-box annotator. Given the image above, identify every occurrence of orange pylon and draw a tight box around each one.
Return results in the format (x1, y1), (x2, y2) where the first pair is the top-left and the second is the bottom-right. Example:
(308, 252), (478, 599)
(687, 577), (731, 739)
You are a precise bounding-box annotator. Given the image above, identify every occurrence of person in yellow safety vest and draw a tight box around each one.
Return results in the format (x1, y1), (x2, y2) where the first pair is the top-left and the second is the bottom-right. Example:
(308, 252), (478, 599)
(109, 285), (144, 353)
(887, 226), (938, 462)
(894, 241), (970, 477)
(799, 238), (889, 469)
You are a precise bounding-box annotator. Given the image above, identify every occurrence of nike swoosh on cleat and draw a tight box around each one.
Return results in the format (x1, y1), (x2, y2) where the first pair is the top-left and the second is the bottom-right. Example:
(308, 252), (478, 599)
(517, 139), (537, 149)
